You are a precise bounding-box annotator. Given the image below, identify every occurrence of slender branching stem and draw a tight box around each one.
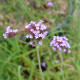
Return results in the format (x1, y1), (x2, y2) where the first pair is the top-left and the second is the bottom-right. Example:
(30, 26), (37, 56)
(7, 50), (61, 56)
(36, 45), (44, 80)
(15, 37), (36, 47)
(59, 52), (65, 80)
(15, 38), (44, 80)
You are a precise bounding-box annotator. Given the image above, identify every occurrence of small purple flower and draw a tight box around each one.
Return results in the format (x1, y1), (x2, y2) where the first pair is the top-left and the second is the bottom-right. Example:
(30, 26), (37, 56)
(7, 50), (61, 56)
(52, 47), (56, 51)
(3, 26), (18, 39)
(29, 34), (33, 38)
(30, 41), (33, 45)
(25, 20), (48, 45)
(26, 34), (30, 38)
(47, 2), (53, 7)
(41, 25), (47, 30)
(63, 49), (66, 52)
(13, 29), (18, 33)
(43, 31), (48, 36)
(38, 41), (42, 45)
(3, 33), (7, 39)
(68, 50), (71, 53)
(50, 36), (71, 53)
(25, 25), (29, 28)
(59, 47), (62, 52)
(26, 34), (33, 39)
(42, 62), (46, 67)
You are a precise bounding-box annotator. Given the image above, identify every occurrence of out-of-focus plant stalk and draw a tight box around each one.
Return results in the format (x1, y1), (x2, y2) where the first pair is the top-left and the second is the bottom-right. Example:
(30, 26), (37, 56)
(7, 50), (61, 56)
(36, 42), (44, 80)
(59, 52), (65, 80)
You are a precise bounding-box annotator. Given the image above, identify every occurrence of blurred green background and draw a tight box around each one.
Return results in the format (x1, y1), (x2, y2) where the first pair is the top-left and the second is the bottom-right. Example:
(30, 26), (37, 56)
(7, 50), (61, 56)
(0, 0), (80, 80)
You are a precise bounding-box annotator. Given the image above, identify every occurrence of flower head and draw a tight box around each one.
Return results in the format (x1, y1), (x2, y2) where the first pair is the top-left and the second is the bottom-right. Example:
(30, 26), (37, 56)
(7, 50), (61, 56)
(30, 41), (33, 45)
(3, 26), (18, 39)
(25, 20), (48, 45)
(47, 2), (53, 7)
(50, 36), (71, 53)
(41, 62), (46, 67)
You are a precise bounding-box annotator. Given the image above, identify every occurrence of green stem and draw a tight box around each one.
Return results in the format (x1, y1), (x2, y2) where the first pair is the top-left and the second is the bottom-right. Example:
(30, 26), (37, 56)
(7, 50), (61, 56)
(59, 52), (65, 80)
(36, 45), (44, 80)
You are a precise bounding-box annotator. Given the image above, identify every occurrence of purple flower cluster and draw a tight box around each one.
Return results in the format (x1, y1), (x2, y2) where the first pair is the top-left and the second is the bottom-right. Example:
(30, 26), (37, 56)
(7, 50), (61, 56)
(47, 2), (53, 7)
(3, 26), (18, 39)
(50, 36), (71, 53)
(41, 62), (46, 67)
(25, 20), (48, 45)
